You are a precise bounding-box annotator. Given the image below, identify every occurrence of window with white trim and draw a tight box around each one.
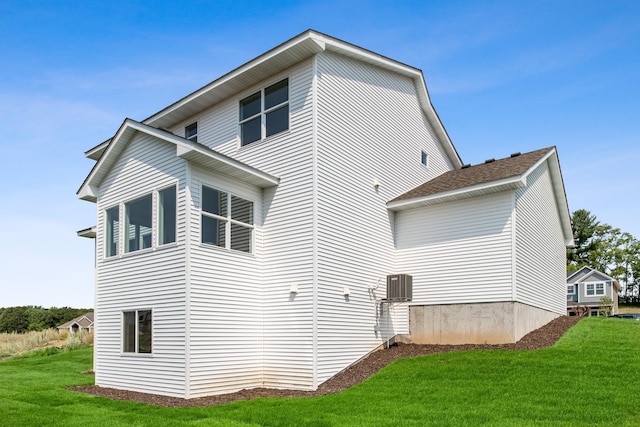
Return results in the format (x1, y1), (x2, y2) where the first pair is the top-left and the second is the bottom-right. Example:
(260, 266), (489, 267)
(239, 78), (289, 146)
(586, 282), (605, 296)
(123, 309), (152, 353)
(105, 206), (119, 257)
(201, 186), (253, 253)
(421, 151), (429, 167)
(567, 285), (575, 295)
(185, 122), (198, 142)
(125, 194), (152, 253)
(158, 185), (177, 245)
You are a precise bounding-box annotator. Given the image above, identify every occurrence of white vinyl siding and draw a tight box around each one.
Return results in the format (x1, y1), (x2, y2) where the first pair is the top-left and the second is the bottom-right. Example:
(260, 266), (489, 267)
(314, 51), (454, 384)
(396, 191), (514, 306)
(185, 59), (317, 392)
(95, 133), (188, 397)
(515, 161), (566, 314)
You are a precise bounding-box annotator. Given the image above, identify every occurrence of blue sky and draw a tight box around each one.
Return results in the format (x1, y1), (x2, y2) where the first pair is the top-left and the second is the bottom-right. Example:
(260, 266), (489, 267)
(1, 1), (638, 308)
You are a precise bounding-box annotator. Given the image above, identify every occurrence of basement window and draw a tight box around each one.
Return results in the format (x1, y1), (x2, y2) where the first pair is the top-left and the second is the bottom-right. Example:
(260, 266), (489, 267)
(123, 310), (152, 354)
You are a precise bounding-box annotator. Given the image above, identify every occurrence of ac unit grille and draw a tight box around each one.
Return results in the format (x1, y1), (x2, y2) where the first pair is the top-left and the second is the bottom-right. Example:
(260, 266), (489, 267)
(386, 274), (412, 302)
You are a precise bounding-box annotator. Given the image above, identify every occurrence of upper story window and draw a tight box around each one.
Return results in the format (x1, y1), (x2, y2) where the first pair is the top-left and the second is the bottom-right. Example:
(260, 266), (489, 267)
(201, 185), (254, 253)
(104, 184), (177, 258)
(105, 206), (119, 257)
(586, 282), (605, 296)
(185, 122), (198, 142)
(125, 195), (152, 253)
(421, 151), (429, 167)
(567, 285), (575, 295)
(239, 78), (289, 146)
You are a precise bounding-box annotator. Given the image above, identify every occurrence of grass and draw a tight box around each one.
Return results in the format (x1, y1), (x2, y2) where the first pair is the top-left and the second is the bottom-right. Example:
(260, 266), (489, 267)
(0, 318), (639, 426)
(0, 329), (93, 358)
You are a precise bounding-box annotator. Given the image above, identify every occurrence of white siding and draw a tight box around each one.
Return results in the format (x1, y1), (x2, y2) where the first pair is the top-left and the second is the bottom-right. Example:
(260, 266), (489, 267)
(515, 161), (566, 314)
(95, 134), (188, 398)
(314, 51), (454, 384)
(187, 167), (264, 397)
(396, 191), (514, 305)
(188, 59), (317, 390)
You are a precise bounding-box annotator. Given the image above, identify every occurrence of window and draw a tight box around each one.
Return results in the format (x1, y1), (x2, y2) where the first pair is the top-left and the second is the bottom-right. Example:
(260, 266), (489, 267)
(567, 285), (575, 294)
(239, 78), (289, 146)
(125, 195), (152, 253)
(105, 206), (119, 257)
(185, 122), (198, 142)
(201, 185), (253, 253)
(586, 283), (605, 296)
(158, 186), (176, 245)
(123, 310), (152, 353)
(421, 151), (429, 167)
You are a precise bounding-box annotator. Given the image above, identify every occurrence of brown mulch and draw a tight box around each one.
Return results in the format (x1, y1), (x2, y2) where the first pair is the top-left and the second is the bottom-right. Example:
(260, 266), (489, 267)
(70, 315), (581, 407)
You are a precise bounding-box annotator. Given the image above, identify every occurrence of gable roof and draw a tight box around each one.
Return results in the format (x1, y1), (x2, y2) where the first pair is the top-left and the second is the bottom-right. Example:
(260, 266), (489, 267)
(387, 147), (574, 246)
(567, 266), (621, 290)
(57, 312), (94, 329)
(85, 30), (462, 168)
(77, 119), (280, 202)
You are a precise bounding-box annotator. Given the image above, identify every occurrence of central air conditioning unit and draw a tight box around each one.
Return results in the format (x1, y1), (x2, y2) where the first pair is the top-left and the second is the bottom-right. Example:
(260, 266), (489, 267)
(386, 274), (412, 302)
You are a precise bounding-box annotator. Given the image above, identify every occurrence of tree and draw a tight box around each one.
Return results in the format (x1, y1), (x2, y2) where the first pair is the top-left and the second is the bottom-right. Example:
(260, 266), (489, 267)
(567, 209), (600, 271)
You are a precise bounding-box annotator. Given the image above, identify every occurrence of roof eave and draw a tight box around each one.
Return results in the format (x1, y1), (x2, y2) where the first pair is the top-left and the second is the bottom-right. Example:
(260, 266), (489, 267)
(387, 175), (526, 211)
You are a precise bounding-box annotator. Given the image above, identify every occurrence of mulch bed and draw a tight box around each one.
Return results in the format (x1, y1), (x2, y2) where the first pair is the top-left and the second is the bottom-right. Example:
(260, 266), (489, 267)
(70, 315), (581, 407)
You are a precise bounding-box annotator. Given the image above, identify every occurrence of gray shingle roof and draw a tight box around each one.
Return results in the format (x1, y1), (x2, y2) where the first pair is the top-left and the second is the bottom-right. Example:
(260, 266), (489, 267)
(390, 147), (554, 203)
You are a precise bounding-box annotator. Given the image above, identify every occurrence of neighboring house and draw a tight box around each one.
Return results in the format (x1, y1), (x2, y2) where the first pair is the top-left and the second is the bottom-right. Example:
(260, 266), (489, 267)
(567, 266), (620, 316)
(76, 30), (574, 399)
(57, 312), (94, 334)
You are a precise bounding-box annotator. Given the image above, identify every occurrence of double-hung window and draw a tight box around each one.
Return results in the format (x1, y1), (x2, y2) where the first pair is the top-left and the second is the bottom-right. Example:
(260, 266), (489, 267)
(123, 309), (152, 353)
(201, 186), (253, 253)
(239, 78), (289, 146)
(586, 283), (605, 296)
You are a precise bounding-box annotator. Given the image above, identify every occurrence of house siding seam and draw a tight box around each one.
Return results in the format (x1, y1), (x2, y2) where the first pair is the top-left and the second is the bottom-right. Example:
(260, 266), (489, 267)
(314, 51), (454, 384)
(515, 161), (566, 314)
(396, 191), (514, 306)
(95, 133), (188, 398)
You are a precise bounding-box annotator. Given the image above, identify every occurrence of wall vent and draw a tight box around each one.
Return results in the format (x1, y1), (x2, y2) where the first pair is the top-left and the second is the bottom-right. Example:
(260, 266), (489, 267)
(386, 274), (413, 302)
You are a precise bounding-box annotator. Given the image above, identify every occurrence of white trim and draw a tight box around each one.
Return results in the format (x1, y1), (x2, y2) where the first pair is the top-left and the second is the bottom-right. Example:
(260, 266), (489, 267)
(238, 77), (290, 147)
(311, 53), (319, 390)
(157, 182), (179, 247)
(567, 284), (576, 295)
(184, 163), (192, 398)
(584, 282), (605, 297)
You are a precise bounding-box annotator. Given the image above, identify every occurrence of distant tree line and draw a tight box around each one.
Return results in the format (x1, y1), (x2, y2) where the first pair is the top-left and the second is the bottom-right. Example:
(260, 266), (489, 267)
(0, 306), (92, 333)
(568, 209), (640, 304)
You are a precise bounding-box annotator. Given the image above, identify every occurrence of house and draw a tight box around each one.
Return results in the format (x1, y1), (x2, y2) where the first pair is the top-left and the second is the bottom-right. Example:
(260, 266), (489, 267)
(57, 312), (94, 334)
(77, 30), (574, 399)
(567, 266), (620, 316)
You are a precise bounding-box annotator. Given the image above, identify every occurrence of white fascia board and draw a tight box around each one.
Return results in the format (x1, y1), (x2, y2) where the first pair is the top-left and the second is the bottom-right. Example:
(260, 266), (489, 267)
(84, 139), (111, 160)
(566, 266), (592, 282)
(387, 175), (526, 211)
(77, 226), (97, 239)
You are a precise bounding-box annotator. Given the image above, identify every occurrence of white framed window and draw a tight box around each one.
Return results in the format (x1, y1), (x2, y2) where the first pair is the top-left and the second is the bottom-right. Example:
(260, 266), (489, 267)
(105, 206), (119, 257)
(185, 122), (198, 142)
(567, 285), (575, 295)
(125, 194), (152, 253)
(239, 78), (289, 146)
(123, 309), (152, 354)
(586, 282), (605, 296)
(158, 185), (177, 245)
(421, 151), (429, 167)
(201, 185), (254, 253)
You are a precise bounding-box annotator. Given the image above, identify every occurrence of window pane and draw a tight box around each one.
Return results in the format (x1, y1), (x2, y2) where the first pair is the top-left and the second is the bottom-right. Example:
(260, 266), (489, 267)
(106, 206), (119, 257)
(138, 310), (152, 354)
(185, 122), (198, 142)
(125, 195), (152, 253)
(596, 283), (604, 294)
(202, 215), (226, 247)
(265, 78), (288, 110)
(231, 223), (252, 252)
(231, 195), (253, 225)
(123, 311), (136, 352)
(240, 92), (261, 120)
(241, 117), (261, 146)
(587, 284), (594, 295)
(202, 186), (227, 216)
(159, 186), (176, 245)
(265, 105), (289, 137)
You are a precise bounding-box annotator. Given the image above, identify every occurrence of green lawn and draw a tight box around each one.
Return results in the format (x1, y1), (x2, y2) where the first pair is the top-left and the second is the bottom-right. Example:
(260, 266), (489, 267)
(1, 318), (639, 426)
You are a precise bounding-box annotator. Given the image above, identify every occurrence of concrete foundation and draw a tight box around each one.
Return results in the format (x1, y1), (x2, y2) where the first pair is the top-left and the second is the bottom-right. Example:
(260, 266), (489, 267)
(409, 301), (560, 345)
